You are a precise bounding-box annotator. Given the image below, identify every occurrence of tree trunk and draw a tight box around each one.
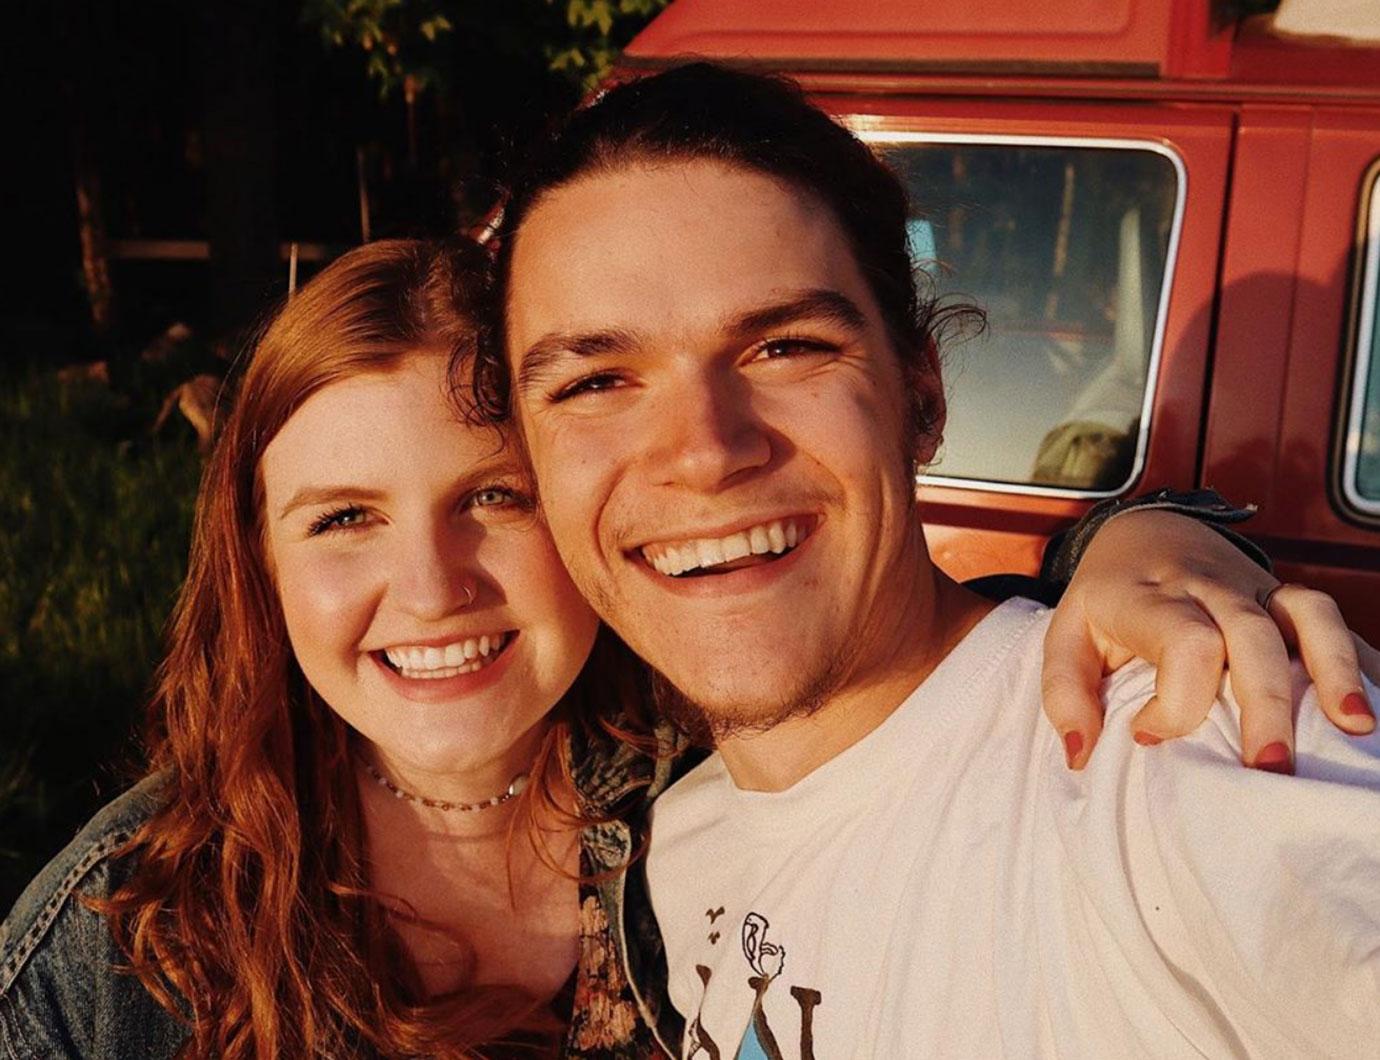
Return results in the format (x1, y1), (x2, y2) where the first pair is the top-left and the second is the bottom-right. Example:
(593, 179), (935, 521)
(72, 120), (114, 334)
(60, 0), (115, 336)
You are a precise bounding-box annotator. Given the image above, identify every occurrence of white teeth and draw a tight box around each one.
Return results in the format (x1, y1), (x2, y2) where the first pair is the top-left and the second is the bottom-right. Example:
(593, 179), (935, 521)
(697, 538), (726, 567)
(767, 522), (787, 553)
(399, 661), (481, 680)
(383, 633), (508, 677)
(721, 532), (751, 562)
(641, 518), (814, 577)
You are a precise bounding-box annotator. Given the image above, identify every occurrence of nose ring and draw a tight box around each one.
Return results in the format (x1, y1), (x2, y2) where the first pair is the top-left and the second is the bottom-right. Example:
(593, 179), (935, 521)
(461, 583), (476, 608)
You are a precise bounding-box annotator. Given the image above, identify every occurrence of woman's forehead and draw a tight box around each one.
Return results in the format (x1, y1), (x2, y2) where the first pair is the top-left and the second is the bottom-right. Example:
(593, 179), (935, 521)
(262, 358), (520, 495)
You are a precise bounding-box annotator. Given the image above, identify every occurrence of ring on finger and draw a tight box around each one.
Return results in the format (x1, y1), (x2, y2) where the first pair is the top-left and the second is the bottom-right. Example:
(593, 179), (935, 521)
(1256, 581), (1294, 613)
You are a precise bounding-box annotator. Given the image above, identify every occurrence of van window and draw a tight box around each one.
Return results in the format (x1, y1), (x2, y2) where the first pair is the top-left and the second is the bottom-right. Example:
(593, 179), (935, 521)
(1342, 164), (1380, 516)
(863, 134), (1183, 495)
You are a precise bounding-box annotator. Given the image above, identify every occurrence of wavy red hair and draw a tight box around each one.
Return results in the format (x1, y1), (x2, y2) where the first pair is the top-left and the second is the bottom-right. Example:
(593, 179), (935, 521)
(93, 239), (633, 1057)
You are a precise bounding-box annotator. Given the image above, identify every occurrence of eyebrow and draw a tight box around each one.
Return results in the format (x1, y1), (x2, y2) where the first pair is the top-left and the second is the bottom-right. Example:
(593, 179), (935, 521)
(728, 288), (868, 337)
(515, 288), (867, 396)
(275, 451), (524, 521)
(277, 486), (386, 521)
(517, 328), (640, 396)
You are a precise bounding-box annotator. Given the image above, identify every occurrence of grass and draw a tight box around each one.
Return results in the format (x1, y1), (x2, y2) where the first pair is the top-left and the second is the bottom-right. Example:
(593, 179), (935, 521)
(0, 357), (202, 912)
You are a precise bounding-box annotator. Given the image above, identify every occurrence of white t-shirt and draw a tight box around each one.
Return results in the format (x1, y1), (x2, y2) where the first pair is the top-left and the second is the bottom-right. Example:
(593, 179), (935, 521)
(645, 598), (1380, 1059)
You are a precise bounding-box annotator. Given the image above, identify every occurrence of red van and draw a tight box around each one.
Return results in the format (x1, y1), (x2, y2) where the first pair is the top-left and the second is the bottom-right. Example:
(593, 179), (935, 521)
(622, 0), (1380, 640)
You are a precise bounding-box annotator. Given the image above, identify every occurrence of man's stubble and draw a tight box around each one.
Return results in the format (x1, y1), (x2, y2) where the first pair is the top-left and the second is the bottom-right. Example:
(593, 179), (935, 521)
(648, 645), (855, 747)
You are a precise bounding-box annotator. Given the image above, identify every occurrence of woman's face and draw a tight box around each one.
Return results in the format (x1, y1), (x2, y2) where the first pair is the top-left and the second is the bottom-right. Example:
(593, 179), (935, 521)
(260, 352), (599, 780)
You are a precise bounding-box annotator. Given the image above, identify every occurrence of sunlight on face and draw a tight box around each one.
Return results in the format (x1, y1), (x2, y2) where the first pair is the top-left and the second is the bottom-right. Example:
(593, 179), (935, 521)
(505, 162), (929, 730)
(260, 353), (599, 781)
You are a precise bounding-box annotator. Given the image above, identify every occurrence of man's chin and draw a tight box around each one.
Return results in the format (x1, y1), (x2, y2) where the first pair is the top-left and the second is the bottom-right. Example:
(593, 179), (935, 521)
(648, 655), (846, 747)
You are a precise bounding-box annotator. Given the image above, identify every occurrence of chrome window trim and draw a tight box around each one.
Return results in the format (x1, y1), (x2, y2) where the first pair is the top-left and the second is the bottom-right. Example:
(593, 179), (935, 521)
(1341, 163), (1380, 516)
(853, 129), (1188, 500)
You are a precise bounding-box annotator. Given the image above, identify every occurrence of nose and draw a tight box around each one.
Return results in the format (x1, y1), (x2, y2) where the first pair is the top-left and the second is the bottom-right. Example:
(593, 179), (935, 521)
(650, 370), (772, 492)
(389, 520), (478, 621)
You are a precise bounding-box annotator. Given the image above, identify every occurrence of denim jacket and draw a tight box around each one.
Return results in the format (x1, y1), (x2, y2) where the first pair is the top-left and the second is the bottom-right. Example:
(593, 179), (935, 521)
(0, 731), (687, 1060)
(0, 774), (184, 1059)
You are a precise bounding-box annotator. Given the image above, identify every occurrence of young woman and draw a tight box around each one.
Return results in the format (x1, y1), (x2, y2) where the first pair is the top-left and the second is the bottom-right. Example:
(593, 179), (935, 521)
(0, 239), (671, 1058)
(0, 234), (1370, 1059)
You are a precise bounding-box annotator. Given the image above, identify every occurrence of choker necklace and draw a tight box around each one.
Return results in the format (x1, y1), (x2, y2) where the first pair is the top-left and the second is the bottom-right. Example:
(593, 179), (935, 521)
(361, 760), (530, 812)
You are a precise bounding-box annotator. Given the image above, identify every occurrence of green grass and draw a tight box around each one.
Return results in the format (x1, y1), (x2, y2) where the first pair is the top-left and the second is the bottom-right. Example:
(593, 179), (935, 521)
(0, 359), (202, 912)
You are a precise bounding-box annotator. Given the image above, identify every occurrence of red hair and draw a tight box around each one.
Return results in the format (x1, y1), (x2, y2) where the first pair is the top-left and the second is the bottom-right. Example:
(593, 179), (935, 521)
(94, 239), (636, 1057)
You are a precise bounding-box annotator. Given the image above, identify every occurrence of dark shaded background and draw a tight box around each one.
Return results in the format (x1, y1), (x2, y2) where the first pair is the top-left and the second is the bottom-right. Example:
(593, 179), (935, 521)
(0, 0), (664, 911)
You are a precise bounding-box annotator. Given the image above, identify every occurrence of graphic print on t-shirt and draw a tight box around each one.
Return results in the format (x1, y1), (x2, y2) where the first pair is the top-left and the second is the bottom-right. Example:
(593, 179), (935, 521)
(686, 910), (822, 1060)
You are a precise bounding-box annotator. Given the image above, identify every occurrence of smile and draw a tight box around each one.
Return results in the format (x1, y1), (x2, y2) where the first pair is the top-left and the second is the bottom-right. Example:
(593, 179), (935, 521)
(639, 517), (816, 577)
(379, 632), (513, 680)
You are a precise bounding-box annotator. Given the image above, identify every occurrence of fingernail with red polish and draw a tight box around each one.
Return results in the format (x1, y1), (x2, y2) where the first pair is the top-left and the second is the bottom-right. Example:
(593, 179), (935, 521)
(1133, 731), (1163, 747)
(1340, 692), (1375, 721)
(1253, 742), (1293, 775)
(1064, 730), (1084, 767)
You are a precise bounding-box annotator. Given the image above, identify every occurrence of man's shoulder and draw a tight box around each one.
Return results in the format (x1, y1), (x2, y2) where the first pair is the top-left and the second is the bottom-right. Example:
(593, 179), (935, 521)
(956, 596), (1052, 673)
(1048, 673), (1380, 1053)
(927, 596), (1053, 714)
(1, 773), (165, 996)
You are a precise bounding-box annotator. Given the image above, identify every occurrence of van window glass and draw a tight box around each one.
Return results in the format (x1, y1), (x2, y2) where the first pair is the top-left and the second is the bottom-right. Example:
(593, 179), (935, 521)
(868, 137), (1181, 494)
(1343, 167), (1380, 514)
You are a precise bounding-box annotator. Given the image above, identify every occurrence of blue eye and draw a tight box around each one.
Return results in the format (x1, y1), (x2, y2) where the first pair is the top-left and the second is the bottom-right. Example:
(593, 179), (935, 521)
(466, 484), (533, 513)
(308, 506), (369, 535)
(471, 487), (515, 508)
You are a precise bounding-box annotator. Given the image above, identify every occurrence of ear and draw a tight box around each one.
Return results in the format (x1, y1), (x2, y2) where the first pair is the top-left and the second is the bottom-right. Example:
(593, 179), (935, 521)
(912, 335), (946, 467)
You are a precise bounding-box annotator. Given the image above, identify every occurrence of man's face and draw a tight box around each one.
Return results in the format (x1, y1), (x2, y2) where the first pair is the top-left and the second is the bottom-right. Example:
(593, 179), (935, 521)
(505, 160), (939, 732)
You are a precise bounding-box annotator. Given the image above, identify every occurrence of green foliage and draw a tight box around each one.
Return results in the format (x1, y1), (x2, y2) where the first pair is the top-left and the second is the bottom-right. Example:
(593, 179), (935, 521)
(0, 362), (201, 909)
(547, 0), (671, 91)
(302, 0), (671, 101)
(302, 0), (456, 98)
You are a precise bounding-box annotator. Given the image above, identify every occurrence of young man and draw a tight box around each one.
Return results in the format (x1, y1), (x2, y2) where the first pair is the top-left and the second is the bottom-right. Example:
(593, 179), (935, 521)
(488, 65), (1380, 1057)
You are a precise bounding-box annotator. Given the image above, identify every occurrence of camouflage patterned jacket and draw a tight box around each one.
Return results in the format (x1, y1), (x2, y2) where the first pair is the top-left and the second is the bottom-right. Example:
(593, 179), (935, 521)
(564, 718), (691, 1058)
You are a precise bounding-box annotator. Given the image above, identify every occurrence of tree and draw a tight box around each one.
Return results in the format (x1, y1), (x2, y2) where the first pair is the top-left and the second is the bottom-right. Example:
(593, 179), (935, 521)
(57, 0), (116, 338)
(302, 0), (671, 103)
(299, 0), (670, 234)
(546, 0), (671, 91)
(302, 0), (456, 164)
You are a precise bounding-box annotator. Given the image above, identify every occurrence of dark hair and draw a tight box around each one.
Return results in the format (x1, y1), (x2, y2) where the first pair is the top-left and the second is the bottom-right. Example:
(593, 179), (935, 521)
(473, 60), (983, 443)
